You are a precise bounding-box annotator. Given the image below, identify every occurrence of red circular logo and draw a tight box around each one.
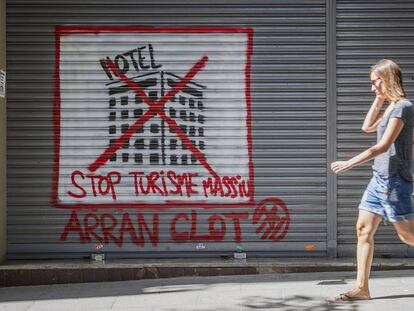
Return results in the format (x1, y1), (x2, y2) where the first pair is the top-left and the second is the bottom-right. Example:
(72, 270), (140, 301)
(252, 198), (290, 241)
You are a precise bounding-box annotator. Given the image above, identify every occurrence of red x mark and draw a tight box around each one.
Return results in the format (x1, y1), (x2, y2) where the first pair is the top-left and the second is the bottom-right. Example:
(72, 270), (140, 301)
(88, 55), (219, 179)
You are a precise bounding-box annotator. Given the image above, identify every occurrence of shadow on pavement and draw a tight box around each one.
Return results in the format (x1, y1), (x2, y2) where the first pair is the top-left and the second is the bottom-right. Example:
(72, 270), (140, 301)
(0, 270), (412, 305)
(242, 295), (359, 310)
(372, 293), (414, 300)
(0, 280), (209, 302)
(317, 280), (348, 285)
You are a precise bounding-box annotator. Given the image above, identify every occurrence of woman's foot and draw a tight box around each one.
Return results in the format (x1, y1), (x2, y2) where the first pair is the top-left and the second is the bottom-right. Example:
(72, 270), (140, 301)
(335, 289), (371, 301)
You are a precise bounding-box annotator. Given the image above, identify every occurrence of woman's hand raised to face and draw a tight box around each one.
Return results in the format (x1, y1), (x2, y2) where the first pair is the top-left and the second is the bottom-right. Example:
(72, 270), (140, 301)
(375, 94), (387, 103)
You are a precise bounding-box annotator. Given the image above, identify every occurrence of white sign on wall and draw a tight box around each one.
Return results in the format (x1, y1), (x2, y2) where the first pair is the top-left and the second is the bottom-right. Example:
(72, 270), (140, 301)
(53, 26), (254, 209)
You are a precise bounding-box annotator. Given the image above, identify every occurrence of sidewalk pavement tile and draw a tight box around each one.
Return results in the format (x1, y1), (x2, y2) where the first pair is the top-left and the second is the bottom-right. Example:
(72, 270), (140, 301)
(26, 297), (116, 311)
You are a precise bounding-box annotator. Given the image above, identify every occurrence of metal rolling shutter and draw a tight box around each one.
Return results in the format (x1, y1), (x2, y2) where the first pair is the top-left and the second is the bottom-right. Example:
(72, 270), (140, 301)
(7, 0), (328, 259)
(337, 0), (414, 257)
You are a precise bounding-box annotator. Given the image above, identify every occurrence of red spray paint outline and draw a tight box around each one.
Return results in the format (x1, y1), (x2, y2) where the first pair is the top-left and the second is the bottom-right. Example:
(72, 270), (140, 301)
(52, 26), (254, 210)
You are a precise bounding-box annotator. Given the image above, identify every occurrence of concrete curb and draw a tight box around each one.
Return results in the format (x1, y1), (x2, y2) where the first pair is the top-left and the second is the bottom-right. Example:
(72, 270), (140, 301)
(1, 258), (413, 287)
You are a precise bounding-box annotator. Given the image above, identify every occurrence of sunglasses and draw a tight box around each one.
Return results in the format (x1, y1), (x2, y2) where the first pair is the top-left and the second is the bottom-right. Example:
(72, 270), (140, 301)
(371, 78), (381, 85)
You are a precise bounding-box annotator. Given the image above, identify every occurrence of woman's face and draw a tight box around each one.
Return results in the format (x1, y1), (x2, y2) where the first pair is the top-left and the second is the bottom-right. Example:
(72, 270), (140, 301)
(370, 72), (384, 97)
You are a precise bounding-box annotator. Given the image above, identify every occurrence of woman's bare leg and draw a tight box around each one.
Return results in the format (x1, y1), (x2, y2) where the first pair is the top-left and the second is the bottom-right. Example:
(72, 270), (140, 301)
(355, 210), (382, 293)
(336, 210), (382, 301)
(393, 219), (414, 246)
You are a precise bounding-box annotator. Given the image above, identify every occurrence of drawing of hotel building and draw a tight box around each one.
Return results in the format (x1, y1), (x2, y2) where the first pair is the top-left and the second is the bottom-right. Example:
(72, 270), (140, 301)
(106, 71), (206, 168)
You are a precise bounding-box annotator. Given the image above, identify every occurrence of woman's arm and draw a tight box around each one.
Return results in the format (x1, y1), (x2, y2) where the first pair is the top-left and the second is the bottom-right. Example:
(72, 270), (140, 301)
(361, 96), (386, 133)
(331, 117), (404, 174)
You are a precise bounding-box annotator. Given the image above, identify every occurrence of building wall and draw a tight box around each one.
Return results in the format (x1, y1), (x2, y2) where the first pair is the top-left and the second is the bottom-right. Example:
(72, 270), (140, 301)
(6, 0), (412, 260)
(6, 0), (328, 259)
(0, 0), (7, 263)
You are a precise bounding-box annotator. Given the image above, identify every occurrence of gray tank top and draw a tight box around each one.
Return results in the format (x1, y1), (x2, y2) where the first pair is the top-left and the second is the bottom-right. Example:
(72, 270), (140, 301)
(372, 99), (413, 181)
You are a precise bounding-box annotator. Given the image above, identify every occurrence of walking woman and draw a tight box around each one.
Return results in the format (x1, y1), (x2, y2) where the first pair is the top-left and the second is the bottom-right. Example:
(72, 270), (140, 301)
(331, 59), (414, 301)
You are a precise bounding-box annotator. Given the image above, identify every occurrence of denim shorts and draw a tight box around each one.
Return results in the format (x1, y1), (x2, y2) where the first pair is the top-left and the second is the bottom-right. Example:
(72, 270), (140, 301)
(358, 172), (414, 222)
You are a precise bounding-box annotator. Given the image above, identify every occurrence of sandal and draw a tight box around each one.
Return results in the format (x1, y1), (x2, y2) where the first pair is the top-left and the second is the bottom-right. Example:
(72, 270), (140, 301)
(335, 292), (371, 302)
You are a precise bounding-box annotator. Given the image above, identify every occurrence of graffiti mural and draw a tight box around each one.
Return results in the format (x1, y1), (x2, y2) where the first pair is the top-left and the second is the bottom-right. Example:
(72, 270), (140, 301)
(53, 26), (290, 248)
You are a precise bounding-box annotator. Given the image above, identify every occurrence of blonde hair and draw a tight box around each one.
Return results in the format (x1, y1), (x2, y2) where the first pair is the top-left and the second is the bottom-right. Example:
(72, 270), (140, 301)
(370, 59), (406, 102)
